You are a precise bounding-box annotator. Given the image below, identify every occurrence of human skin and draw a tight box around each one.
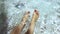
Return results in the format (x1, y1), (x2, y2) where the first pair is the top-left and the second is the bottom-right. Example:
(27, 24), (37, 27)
(10, 10), (39, 34)
(25, 10), (39, 34)
(10, 11), (30, 34)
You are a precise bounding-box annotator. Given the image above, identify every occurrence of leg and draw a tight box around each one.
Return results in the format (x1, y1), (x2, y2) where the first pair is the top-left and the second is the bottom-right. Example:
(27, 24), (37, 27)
(25, 10), (39, 34)
(10, 11), (30, 34)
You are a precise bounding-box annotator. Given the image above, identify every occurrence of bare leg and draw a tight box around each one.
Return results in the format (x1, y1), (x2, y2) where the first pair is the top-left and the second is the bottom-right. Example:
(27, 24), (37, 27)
(25, 10), (39, 34)
(10, 11), (30, 34)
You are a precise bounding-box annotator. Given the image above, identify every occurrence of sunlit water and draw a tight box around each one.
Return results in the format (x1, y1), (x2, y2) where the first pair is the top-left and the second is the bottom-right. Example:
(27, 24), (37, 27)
(4, 0), (60, 34)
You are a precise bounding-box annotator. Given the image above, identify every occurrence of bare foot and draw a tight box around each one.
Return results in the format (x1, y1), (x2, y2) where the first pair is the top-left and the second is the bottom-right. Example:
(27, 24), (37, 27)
(10, 11), (30, 34)
(21, 11), (30, 23)
(25, 10), (39, 34)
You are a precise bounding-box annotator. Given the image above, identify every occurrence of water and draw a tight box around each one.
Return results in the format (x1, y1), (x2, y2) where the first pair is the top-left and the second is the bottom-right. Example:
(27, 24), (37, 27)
(4, 0), (60, 34)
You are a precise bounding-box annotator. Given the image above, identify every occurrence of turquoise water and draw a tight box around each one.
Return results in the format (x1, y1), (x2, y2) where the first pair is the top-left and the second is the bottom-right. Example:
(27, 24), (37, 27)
(4, 0), (60, 34)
